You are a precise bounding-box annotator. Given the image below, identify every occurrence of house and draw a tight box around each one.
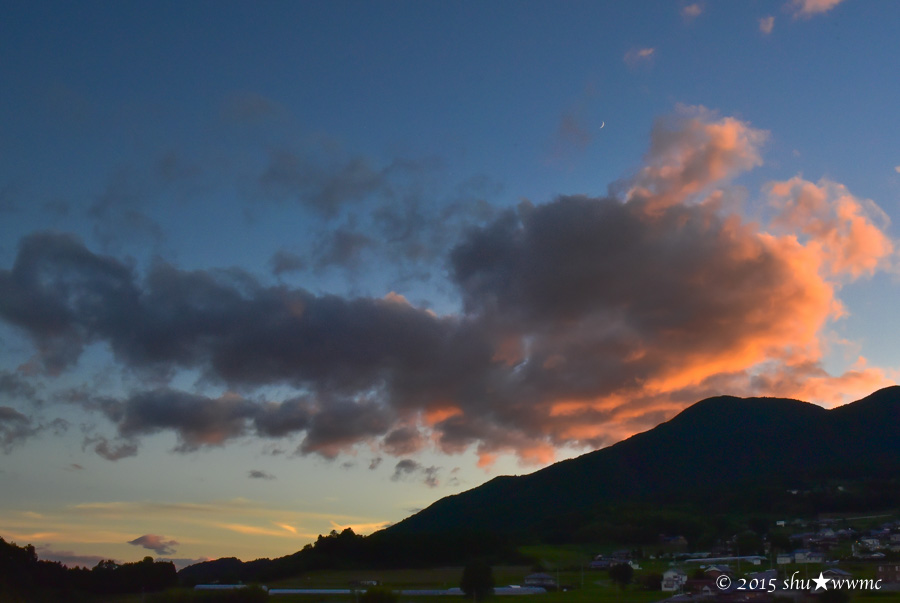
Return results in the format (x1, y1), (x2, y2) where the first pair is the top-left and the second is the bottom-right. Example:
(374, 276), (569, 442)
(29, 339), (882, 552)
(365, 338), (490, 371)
(822, 568), (852, 581)
(661, 569), (687, 592)
(859, 537), (882, 549)
(776, 553), (792, 565)
(877, 564), (900, 583)
(524, 573), (556, 589)
(684, 579), (716, 596)
(793, 549), (817, 563)
(704, 565), (732, 579)
(807, 551), (825, 564)
(589, 556), (612, 570)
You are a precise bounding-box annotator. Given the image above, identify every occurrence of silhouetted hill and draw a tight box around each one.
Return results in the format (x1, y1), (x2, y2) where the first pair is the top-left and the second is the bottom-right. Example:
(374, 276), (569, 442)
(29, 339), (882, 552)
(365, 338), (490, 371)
(179, 387), (900, 579)
(380, 387), (900, 540)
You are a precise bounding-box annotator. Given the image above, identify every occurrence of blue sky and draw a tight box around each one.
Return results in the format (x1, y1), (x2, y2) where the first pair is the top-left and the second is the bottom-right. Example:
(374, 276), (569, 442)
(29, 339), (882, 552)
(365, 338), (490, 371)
(1, 0), (899, 568)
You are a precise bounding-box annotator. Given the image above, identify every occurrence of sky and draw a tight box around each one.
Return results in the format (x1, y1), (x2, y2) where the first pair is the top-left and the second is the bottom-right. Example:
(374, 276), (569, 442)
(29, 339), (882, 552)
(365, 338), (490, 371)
(1, 0), (899, 570)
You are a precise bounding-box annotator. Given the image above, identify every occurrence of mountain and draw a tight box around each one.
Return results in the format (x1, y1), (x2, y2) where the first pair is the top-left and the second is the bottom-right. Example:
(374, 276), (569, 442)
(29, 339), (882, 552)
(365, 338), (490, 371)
(377, 386), (900, 542)
(179, 387), (900, 580)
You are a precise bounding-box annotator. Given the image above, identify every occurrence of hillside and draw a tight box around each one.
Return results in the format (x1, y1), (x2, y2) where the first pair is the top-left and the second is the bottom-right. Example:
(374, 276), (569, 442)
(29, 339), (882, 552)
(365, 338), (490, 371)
(180, 386), (900, 580)
(379, 387), (900, 540)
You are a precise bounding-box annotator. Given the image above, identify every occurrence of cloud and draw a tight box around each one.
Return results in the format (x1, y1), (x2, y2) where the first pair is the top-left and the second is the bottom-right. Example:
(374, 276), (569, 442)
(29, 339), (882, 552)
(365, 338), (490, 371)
(1, 107), (896, 467)
(624, 47), (655, 66)
(220, 92), (287, 124)
(269, 250), (307, 276)
(257, 149), (393, 217)
(788, 0), (844, 18)
(681, 3), (703, 20)
(382, 426), (425, 456)
(0, 405), (65, 452)
(767, 177), (894, 278)
(0, 406), (39, 451)
(312, 227), (376, 271)
(0, 370), (38, 402)
(759, 16), (775, 34)
(128, 534), (179, 555)
(248, 469), (276, 480)
(391, 459), (441, 487)
(83, 435), (139, 461)
(618, 105), (768, 212)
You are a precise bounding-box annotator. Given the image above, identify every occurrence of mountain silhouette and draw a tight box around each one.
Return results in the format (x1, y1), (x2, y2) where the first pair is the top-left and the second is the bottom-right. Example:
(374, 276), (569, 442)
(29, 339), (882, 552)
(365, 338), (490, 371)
(380, 386), (900, 539)
(180, 386), (900, 580)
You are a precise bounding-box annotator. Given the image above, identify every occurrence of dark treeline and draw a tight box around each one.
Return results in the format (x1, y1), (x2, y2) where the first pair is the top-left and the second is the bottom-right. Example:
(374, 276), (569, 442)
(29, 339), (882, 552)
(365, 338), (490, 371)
(0, 537), (176, 602)
(178, 527), (528, 586)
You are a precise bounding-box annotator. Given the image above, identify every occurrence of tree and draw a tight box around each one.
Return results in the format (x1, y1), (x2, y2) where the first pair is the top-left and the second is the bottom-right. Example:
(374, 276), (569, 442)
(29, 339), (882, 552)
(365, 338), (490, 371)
(609, 563), (634, 589)
(460, 559), (494, 600)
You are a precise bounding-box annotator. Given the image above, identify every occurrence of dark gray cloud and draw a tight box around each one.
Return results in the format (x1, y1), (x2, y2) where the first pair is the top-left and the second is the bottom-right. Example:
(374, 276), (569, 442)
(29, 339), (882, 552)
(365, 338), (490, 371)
(128, 534), (178, 556)
(258, 149), (388, 217)
(391, 459), (440, 487)
(312, 227), (375, 271)
(0, 406), (39, 452)
(116, 389), (255, 451)
(382, 426), (425, 456)
(0, 405), (66, 452)
(0, 370), (38, 402)
(83, 435), (139, 461)
(371, 178), (498, 266)
(248, 469), (276, 480)
(269, 250), (307, 276)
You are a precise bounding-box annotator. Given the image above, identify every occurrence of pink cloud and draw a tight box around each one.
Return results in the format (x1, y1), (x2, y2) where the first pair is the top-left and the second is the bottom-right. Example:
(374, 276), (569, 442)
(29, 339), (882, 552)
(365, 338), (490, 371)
(682, 3), (703, 19)
(127, 534), (178, 555)
(624, 47), (655, 66)
(789, 0), (844, 18)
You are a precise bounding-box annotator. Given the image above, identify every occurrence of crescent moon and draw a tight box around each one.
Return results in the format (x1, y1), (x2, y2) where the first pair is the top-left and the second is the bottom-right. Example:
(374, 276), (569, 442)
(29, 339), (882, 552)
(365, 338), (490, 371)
(599, 121), (605, 129)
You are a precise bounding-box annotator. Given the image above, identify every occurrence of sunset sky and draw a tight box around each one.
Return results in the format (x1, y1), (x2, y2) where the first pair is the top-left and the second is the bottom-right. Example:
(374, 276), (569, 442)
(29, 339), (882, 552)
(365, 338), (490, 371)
(2, 0), (899, 569)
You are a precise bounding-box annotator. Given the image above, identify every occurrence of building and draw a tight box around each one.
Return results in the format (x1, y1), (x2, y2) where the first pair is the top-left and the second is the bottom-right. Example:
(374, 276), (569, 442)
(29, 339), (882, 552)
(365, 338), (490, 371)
(523, 573), (556, 589)
(661, 569), (687, 592)
(877, 565), (900, 583)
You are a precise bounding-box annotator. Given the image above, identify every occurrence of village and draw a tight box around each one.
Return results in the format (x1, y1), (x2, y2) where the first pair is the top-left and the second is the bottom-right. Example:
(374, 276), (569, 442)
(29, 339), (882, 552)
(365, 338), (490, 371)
(577, 515), (900, 601)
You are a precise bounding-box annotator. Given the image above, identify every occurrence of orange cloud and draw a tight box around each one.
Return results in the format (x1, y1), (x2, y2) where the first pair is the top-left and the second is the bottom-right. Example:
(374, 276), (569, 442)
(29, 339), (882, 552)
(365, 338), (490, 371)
(747, 356), (896, 407)
(768, 177), (894, 278)
(624, 105), (768, 212)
